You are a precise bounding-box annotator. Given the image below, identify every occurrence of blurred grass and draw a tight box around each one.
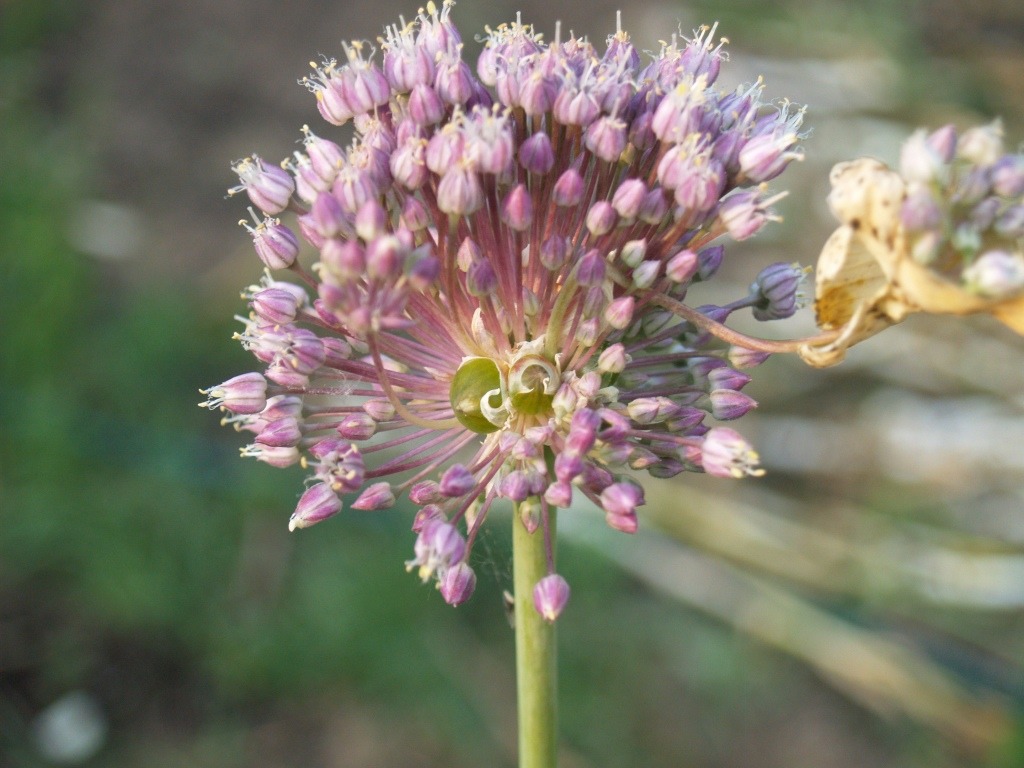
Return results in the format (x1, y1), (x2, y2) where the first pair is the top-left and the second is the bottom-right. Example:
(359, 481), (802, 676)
(1, 1), (1023, 767)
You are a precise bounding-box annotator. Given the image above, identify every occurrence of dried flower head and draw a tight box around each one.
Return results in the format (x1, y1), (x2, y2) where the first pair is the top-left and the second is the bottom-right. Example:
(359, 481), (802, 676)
(802, 122), (1024, 367)
(203, 3), (808, 615)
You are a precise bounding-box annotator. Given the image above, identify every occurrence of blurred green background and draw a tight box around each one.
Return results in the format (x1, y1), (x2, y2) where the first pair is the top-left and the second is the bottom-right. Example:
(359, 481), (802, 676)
(2, 0), (1023, 766)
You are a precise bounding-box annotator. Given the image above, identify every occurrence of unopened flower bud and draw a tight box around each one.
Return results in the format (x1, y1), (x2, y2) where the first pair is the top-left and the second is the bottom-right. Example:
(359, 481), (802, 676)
(249, 217), (300, 270)
(351, 481), (395, 510)
(962, 250), (1024, 298)
(439, 464), (476, 497)
(598, 343), (628, 374)
(750, 261), (805, 321)
(230, 156), (295, 215)
(553, 168), (585, 207)
(289, 483), (343, 530)
(586, 201), (617, 236)
(440, 562), (477, 606)
(200, 372), (268, 414)
(533, 574), (570, 622)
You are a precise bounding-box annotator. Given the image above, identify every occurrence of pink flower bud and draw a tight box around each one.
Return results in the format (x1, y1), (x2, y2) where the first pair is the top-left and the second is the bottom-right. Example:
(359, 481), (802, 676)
(351, 481), (396, 510)
(439, 464), (476, 497)
(533, 574), (570, 622)
(440, 562), (477, 606)
(289, 483), (343, 530)
(200, 372), (267, 414)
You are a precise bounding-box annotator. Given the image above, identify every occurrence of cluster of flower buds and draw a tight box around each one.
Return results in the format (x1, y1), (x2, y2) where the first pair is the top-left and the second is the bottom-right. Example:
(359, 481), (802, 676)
(802, 121), (1024, 368)
(203, 2), (809, 620)
(899, 122), (1024, 297)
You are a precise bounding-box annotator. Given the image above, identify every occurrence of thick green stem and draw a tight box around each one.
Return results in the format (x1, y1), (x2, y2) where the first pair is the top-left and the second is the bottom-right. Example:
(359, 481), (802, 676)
(513, 505), (558, 768)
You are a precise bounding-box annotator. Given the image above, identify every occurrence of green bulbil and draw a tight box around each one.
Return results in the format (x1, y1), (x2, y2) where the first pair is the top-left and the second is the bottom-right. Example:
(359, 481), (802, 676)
(450, 357), (502, 434)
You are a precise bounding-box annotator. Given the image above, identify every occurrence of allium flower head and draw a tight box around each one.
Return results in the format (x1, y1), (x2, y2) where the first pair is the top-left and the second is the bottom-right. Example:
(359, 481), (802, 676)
(204, 3), (809, 614)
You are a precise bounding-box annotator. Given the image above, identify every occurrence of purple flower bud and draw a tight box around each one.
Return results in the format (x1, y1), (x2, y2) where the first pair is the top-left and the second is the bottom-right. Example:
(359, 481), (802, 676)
(533, 574), (570, 622)
(409, 482), (442, 506)
(544, 480), (573, 507)
(260, 394), (303, 423)
(354, 199), (387, 241)
(627, 396), (679, 425)
(435, 57), (475, 105)
(519, 498), (542, 533)
(728, 346), (771, 369)
(401, 196), (431, 231)
(242, 443), (300, 468)
(406, 249), (440, 291)
(467, 257), (498, 296)
(666, 249), (699, 283)
(701, 427), (764, 478)
(600, 481), (643, 533)
(200, 372), (267, 414)
(255, 416), (302, 447)
(437, 168), (483, 215)
(366, 235), (403, 280)
(970, 197), (1001, 230)
(408, 82), (446, 125)
(540, 235), (569, 270)
(672, 157), (726, 213)
(519, 132), (555, 174)
(598, 343), (628, 374)
(718, 190), (768, 241)
(251, 287), (303, 326)
(604, 296), (635, 329)
(638, 188), (670, 225)
(750, 261), (805, 321)
(707, 367), (751, 392)
(501, 184), (533, 231)
(363, 398), (396, 422)
(901, 186), (943, 232)
(586, 201), (617, 236)
(312, 440), (365, 493)
(553, 168), (585, 207)
(410, 520), (466, 581)
(927, 124), (958, 163)
(351, 481), (396, 510)
(289, 483), (343, 531)
(411, 504), (445, 532)
(320, 238), (366, 282)
(312, 191), (350, 240)
(576, 249), (606, 287)
(439, 464), (476, 497)
(390, 136), (428, 190)
(554, 452), (584, 483)
(709, 389), (758, 420)
(440, 562), (477, 606)
(249, 217), (300, 270)
(612, 179), (647, 220)
(585, 115), (628, 162)
(996, 205), (1024, 238)
(337, 412), (376, 440)
(383, 28), (435, 92)
(962, 250), (1024, 298)
(230, 156), (295, 215)
(302, 128), (345, 183)
(264, 361), (309, 388)
(992, 154), (1024, 198)
(553, 85), (601, 127)
(500, 470), (531, 502)
(739, 129), (802, 183)
(565, 409), (601, 454)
